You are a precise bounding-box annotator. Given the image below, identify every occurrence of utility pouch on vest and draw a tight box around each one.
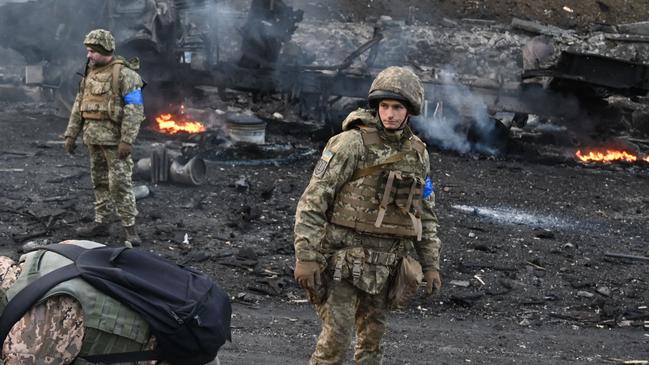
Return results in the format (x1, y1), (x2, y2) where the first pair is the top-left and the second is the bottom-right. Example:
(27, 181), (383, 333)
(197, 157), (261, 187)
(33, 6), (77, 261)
(80, 63), (123, 122)
(332, 247), (395, 295)
(375, 170), (424, 240)
(387, 256), (423, 309)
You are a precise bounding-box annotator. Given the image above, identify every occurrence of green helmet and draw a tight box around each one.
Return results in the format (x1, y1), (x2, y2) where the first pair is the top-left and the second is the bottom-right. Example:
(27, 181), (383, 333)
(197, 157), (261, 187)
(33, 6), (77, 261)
(368, 66), (424, 115)
(83, 29), (115, 55)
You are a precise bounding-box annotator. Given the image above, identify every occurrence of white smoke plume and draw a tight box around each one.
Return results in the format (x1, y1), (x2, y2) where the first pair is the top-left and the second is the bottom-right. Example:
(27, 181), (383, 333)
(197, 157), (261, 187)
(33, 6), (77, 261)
(412, 68), (501, 155)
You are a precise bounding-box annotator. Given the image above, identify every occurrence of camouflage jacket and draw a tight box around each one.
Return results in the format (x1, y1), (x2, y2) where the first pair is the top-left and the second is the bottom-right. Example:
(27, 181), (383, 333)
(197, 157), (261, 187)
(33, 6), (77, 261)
(64, 57), (145, 145)
(294, 109), (442, 271)
(0, 242), (164, 365)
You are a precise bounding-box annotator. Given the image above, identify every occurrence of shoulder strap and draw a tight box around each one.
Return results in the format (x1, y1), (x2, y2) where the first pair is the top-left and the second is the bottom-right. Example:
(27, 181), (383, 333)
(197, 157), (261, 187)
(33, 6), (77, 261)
(0, 244), (160, 364)
(42, 243), (86, 261)
(358, 126), (381, 146)
(351, 152), (407, 180)
(411, 138), (426, 155)
(111, 63), (123, 96)
(0, 264), (80, 348)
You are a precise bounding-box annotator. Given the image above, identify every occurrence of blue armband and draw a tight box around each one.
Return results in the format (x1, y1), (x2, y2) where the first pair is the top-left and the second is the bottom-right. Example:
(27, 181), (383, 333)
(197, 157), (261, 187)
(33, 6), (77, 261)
(123, 89), (143, 105)
(423, 176), (434, 198)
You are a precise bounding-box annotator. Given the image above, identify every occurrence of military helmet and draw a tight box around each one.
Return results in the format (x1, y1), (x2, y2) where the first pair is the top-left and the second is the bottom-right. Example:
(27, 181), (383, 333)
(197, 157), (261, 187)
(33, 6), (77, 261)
(83, 29), (115, 55)
(368, 66), (424, 115)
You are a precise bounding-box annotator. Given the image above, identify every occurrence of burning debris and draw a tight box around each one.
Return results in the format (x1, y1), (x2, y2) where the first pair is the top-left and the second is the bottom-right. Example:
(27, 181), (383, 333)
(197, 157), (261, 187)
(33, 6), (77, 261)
(575, 149), (649, 164)
(155, 113), (207, 134)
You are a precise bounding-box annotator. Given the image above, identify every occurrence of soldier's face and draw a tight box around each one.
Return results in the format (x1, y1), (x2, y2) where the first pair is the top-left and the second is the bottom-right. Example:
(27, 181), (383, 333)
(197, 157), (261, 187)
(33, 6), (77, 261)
(86, 47), (112, 66)
(378, 99), (409, 130)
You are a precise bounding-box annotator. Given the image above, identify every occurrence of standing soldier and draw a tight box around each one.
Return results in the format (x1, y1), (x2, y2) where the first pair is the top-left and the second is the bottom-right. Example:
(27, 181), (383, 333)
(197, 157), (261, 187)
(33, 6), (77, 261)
(294, 66), (443, 364)
(63, 29), (145, 246)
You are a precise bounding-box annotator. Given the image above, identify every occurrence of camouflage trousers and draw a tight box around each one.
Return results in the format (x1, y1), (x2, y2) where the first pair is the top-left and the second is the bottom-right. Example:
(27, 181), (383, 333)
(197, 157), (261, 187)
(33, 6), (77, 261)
(310, 278), (388, 365)
(88, 144), (137, 227)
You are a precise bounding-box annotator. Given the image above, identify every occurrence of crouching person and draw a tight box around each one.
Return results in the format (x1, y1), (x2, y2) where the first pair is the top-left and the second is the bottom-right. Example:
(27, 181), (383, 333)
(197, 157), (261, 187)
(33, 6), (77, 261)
(0, 240), (225, 365)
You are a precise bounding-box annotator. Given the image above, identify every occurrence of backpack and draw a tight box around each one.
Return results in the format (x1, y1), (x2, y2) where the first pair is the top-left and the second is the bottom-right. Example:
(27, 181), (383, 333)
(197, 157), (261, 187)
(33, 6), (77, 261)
(0, 243), (232, 364)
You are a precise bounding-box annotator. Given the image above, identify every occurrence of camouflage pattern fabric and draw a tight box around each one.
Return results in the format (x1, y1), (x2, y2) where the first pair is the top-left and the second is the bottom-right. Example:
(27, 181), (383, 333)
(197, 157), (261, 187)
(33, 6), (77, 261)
(65, 60), (145, 145)
(368, 66), (424, 115)
(64, 53), (144, 227)
(0, 255), (84, 364)
(294, 107), (442, 364)
(84, 29), (116, 53)
(2, 295), (85, 365)
(88, 144), (137, 226)
(0, 248), (165, 365)
(294, 110), (441, 271)
(310, 277), (387, 365)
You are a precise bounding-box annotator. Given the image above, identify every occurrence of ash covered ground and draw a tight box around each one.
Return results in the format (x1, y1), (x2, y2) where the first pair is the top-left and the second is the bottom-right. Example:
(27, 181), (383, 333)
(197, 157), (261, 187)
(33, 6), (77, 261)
(1, 0), (649, 364)
(1, 99), (648, 363)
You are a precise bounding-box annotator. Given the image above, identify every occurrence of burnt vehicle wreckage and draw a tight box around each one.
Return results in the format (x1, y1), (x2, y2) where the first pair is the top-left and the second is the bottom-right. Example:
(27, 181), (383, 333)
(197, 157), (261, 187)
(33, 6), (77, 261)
(2, 0), (649, 162)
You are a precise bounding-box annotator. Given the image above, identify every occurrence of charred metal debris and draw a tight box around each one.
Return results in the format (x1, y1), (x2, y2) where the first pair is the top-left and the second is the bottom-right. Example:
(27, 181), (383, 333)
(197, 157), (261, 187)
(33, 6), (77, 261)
(2, 1), (649, 160)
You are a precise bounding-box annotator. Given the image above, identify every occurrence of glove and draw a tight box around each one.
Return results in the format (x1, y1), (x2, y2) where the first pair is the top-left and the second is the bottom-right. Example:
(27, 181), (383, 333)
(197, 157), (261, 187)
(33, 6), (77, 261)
(64, 137), (76, 154)
(117, 142), (132, 160)
(423, 270), (442, 295)
(294, 260), (321, 290)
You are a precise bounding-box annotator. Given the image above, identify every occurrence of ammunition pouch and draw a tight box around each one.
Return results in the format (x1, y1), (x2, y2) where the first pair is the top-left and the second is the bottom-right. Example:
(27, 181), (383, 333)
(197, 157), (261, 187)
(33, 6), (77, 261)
(387, 256), (423, 309)
(331, 247), (397, 295)
(79, 61), (124, 122)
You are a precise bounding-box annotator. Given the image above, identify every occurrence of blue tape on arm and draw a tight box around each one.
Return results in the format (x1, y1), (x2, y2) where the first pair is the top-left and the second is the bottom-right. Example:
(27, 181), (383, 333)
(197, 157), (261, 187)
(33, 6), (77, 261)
(423, 176), (434, 198)
(123, 89), (143, 105)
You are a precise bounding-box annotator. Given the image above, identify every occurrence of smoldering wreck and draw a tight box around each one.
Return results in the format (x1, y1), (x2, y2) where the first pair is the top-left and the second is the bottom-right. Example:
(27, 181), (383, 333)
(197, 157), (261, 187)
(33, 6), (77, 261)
(0, 0), (648, 364)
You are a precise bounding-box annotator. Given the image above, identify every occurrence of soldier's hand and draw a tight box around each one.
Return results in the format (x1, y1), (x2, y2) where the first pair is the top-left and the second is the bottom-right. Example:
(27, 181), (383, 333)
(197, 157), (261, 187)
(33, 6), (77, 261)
(118, 142), (132, 160)
(423, 270), (442, 296)
(294, 260), (321, 290)
(64, 137), (77, 154)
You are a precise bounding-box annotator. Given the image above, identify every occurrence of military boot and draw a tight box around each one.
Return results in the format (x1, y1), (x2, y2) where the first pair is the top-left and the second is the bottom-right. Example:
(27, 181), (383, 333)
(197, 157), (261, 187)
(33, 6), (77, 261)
(124, 225), (142, 247)
(75, 221), (109, 237)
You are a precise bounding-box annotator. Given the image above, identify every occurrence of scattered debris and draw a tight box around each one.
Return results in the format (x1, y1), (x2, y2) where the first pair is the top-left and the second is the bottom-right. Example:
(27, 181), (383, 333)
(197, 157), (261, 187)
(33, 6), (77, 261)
(133, 185), (151, 200)
(452, 204), (573, 230)
(450, 280), (471, 287)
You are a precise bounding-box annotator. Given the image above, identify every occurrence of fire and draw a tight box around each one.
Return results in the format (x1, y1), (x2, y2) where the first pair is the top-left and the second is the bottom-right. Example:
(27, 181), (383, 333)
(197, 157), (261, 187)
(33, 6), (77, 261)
(155, 113), (206, 134)
(575, 149), (644, 163)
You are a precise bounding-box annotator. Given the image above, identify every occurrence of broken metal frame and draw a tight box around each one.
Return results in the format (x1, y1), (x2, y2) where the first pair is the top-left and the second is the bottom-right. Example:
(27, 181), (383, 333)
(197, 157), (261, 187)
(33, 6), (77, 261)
(523, 51), (649, 97)
(209, 62), (580, 122)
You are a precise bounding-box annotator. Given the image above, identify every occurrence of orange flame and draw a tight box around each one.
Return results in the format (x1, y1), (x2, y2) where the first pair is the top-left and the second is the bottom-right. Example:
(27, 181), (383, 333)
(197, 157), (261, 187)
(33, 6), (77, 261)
(575, 149), (640, 163)
(155, 113), (206, 134)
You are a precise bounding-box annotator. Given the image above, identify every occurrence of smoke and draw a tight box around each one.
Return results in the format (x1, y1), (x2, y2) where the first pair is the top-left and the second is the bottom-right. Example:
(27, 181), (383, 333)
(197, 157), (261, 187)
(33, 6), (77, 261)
(411, 68), (503, 156)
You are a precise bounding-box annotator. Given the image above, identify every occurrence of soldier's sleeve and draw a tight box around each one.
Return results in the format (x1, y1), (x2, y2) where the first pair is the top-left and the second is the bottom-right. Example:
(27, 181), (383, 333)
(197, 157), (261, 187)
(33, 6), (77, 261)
(2, 296), (84, 365)
(119, 68), (145, 145)
(416, 152), (442, 272)
(63, 91), (83, 140)
(293, 131), (364, 264)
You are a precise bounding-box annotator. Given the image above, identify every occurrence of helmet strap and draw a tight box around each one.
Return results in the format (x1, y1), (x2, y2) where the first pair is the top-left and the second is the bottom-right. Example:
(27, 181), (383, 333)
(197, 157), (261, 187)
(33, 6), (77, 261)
(381, 113), (410, 131)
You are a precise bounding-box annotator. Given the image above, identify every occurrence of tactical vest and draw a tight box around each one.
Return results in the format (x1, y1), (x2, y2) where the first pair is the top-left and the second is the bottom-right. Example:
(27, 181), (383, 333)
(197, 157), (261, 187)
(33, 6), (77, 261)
(329, 125), (428, 240)
(6, 241), (151, 364)
(79, 59), (125, 122)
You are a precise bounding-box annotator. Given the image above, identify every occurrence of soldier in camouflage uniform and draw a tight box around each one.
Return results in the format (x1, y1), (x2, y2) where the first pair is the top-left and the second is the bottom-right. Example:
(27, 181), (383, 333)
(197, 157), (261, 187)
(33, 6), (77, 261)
(294, 66), (443, 365)
(64, 29), (145, 246)
(0, 241), (159, 365)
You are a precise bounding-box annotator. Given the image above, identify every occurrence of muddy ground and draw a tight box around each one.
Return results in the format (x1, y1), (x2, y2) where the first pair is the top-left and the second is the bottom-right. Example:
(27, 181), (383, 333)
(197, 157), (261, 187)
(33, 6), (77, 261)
(1, 0), (649, 364)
